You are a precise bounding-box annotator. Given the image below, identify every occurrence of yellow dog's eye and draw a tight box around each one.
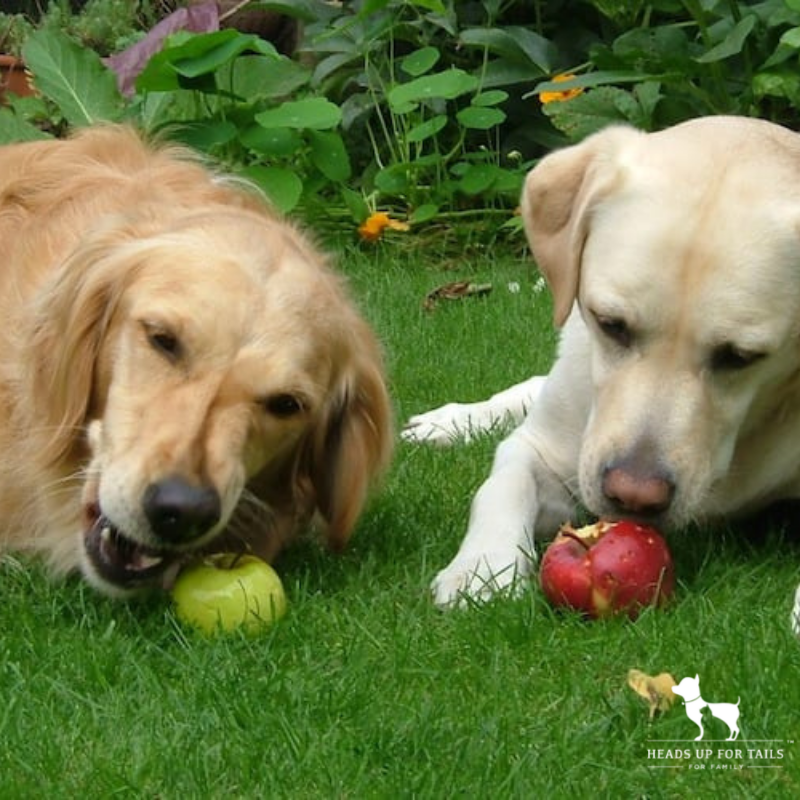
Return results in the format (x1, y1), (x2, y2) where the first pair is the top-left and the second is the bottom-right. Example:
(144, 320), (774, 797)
(261, 393), (304, 418)
(710, 343), (766, 372)
(142, 322), (181, 361)
(594, 314), (633, 348)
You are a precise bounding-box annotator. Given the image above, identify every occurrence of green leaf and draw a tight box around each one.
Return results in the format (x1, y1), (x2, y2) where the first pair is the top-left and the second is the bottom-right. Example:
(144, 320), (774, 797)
(753, 70), (800, 103)
(612, 26), (692, 74)
(472, 90), (508, 107)
(480, 59), (545, 88)
(22, 29), (122, 126)
(0, 108), (52, 143)
(389, 99), (418, 116)
(358, 0), (391, 14)
(406, 114), (447, 143)
(239, 165), (303, 213)
(239, 125), (302, 156)
(221, 55), (311, 101)
(456, 106), (506, 130)
(457, 164), (497, 195)
(695, 16), (757, 64)
(313, 51), (363, 86)
(459, 27), (554, 72)
(174, 31), (277, 78)
(135, 89), (199, 131)
(402, 47), (440, 77)
(543, 86), (651, 142)
(308, 130), (351, 181)
(170, 120), (238, 151)
(779, 26), (800, 50)
(388, 69), (478, 109)
(375, 165), (410, 194)
(490, 167), (523, 196)
(134, 41), (196, 92)
(633, 81), (662, 124)
(136, 30), (277, 93)
(339, 92), (378, 128)
(255, 97), (342, 130)
(762, 34), (800, 71)
(340, 186), (369, 223)
(409, 203), (438, 224)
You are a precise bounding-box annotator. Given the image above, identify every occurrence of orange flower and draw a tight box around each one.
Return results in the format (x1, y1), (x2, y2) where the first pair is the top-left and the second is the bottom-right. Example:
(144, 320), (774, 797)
(358, 212), (410, 242)
(539, 73), (583, 105)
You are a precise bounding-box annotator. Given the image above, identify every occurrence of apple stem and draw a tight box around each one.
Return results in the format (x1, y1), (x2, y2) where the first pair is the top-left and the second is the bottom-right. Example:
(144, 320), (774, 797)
(560, 530), (592, 551)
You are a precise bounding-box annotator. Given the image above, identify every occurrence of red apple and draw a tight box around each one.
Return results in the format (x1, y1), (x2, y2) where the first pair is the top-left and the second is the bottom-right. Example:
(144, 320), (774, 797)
(539, 520), (674, 619)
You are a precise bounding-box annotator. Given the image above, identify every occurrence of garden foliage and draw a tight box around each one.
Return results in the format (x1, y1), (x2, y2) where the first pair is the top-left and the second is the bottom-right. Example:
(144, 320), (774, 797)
(3, 0), (800, 223)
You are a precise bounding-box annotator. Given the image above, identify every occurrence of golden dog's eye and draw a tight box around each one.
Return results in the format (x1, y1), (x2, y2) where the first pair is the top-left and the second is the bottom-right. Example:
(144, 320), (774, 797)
(710, 344), (765, 372)
(595, 314), (633, 348)
(143, 322), (181, 361)
(262, 393), (304, 418)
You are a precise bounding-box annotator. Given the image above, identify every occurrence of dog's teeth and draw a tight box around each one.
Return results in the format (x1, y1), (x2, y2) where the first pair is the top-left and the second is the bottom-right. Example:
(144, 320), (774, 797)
(135, 553), (163, 570)
(100, 526), (112, 542)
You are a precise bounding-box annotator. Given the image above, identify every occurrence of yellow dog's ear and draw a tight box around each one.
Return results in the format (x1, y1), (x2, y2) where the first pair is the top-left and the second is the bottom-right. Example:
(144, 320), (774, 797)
(521, 125), (642, 327)
(21, 232), (133, 470)
(303, 329), (394, 552)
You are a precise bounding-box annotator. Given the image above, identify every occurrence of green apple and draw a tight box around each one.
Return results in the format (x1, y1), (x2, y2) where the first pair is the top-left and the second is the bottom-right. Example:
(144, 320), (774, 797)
(171, 553), (287, 635)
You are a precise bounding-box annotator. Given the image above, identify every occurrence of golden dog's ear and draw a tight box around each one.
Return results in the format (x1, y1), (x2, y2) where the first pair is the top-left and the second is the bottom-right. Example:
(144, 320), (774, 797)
(304, 337), (394, 552)
(22, 236), (130, 469)
(522, 125), (642, 327)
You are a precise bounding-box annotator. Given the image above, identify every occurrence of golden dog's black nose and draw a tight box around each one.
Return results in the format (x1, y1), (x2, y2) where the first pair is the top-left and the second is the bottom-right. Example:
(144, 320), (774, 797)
(143, 477), (221, 543)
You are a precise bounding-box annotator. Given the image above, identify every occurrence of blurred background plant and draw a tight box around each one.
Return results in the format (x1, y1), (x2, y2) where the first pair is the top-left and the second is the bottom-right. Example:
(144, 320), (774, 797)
(0, 1), (171, 56)
(2, 0), (800, 243)
(538, 0), (800, 141)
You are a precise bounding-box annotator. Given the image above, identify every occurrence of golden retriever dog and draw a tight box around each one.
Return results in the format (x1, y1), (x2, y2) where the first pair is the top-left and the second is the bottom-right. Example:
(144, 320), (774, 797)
(403, 116), (800, 631)
(0, 125), (392, 597)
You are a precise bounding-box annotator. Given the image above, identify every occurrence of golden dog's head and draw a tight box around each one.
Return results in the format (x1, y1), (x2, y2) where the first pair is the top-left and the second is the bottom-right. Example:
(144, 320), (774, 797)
(523, 116), (800, 526)
(26, 207), (392, 596)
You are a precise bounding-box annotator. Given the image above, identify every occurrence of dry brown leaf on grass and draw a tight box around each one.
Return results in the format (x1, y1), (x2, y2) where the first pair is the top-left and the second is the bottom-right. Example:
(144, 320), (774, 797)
(627, 668), (678, 719)
(423, 281), (492, 311)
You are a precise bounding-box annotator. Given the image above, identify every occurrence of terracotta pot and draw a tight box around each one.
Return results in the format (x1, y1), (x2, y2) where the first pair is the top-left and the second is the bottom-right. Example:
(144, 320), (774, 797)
(0, 54), (34, 103)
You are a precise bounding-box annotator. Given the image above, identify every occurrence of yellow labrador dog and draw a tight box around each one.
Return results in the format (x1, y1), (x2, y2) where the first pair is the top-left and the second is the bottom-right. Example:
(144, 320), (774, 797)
(404, 116), (800, 632)
(0, 125), (392, 597)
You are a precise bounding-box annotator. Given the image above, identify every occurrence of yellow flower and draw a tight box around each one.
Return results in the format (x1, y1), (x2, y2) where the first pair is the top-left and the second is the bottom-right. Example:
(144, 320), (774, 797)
(358, 212), (410, 242)
(627, 669), (678, 720)
(539, 73), (583, 105)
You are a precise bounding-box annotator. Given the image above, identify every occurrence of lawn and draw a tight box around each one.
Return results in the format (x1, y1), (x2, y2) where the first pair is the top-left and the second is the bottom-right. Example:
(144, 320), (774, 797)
(1, 243), (798, 798)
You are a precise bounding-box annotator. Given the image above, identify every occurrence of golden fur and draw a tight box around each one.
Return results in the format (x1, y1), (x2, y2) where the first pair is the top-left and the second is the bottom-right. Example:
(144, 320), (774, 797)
(0, 125), (392, 596)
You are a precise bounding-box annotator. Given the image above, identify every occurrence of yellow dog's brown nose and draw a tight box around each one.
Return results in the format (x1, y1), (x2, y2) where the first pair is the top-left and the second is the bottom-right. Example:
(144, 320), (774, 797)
(143, 477), (221, 543)
(602, 464), (674, 516)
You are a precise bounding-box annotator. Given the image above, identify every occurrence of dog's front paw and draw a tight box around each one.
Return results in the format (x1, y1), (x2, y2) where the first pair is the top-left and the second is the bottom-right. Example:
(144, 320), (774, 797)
(431, 549), (533, 608)
(792, 584), (800, 637)
(402, 402), (489, 447)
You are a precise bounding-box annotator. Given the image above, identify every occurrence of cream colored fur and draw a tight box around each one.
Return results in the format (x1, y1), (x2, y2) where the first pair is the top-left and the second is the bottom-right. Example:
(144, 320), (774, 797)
(406, 116), (800, 633)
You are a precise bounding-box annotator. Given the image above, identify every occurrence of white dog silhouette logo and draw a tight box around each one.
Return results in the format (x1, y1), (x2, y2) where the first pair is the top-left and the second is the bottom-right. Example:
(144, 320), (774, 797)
(672, 675), (741, 741)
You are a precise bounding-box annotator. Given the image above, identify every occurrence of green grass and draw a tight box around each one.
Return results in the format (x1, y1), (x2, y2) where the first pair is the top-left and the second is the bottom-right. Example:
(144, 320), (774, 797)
(2, 245), (799, 798)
